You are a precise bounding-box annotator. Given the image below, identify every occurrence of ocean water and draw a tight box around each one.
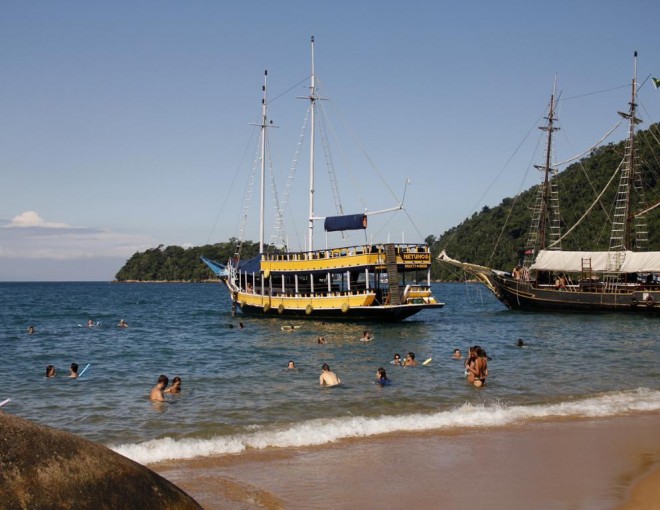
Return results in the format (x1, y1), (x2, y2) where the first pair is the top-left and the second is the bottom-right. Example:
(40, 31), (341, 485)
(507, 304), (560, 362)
(1, 282), (659, 466)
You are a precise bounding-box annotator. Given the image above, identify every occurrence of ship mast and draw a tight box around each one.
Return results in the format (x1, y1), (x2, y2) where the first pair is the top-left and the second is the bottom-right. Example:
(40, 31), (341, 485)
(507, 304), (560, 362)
(610, 51), (645, 263)
(307, 36), (318, 252)
(523, 81), (560, 268)
(259, 70), (269, 254)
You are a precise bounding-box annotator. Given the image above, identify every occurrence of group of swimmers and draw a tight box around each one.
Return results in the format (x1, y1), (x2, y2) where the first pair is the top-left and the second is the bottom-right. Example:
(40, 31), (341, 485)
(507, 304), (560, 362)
(149, 375), (182, 401)
(390, 352), (418, 366)
(46, 363), (81, 379)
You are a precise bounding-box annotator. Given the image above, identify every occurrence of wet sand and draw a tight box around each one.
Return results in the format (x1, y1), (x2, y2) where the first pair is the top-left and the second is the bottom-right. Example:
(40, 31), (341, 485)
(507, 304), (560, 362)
(153, 413), (660, 510)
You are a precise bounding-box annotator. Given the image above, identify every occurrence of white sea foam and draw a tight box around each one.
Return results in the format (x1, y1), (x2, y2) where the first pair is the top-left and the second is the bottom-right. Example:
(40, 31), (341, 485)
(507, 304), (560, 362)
(112, 388), (660, 465)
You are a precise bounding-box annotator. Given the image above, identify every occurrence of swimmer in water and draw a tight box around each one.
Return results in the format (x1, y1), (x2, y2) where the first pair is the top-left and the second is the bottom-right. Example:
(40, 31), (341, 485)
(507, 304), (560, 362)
(27, 325), (35, 334)
(150, 374), (169, 401)
(46, 365), (56, 378)
(319, 363), (341, 386)
(360, 330), (374, 342)
(404, 352), (417, 366)
(452, 348), (463, 359)
(68, 363), (79, 379)
(375, 367), (389, 385)
(164, 376), (181, 394)
(287, 360), (296, 369)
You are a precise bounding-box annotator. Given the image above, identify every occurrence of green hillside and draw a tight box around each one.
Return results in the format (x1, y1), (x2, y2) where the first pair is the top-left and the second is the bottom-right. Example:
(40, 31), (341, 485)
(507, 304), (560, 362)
(114, 239), (260, 282)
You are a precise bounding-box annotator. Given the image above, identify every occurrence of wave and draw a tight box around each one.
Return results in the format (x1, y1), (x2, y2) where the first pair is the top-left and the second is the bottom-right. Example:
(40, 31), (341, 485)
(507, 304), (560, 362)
(112, 387), (660, 465)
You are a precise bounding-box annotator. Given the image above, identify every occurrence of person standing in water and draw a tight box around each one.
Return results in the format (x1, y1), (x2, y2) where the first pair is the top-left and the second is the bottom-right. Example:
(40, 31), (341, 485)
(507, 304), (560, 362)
(319, 363), (341, 386)
(150, 375), (169, 401)
(165, 376), (181, 394)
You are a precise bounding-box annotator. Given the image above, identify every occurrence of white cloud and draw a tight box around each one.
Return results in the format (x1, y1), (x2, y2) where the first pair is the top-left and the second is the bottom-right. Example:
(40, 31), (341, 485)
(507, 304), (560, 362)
(0, 211), (153, 262)
(6, 211), (71, 229)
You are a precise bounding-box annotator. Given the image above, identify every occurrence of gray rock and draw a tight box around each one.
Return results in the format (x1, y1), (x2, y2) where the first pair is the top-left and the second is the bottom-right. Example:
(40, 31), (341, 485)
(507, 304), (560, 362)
(0, 412), (202, 510)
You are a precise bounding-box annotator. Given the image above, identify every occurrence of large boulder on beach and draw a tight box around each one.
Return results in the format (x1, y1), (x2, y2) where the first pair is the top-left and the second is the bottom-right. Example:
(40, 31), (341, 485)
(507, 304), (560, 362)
(0, 412), (202, 510)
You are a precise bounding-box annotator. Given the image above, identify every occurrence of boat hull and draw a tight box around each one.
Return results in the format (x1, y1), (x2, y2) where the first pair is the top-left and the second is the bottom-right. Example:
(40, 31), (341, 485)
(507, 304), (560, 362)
(236, 301), (444, 321)
(492, 275), (660, 313)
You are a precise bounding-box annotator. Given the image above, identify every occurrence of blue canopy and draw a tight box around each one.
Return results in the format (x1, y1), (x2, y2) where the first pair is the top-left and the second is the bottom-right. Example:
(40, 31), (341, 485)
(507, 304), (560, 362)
(324, 213), (367, 232)
(200, 256), (228, 277)
(237, 254), (262, 273)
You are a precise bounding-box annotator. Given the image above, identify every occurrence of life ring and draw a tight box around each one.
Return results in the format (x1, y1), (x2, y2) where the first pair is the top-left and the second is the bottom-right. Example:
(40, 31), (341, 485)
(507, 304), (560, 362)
(305, 304), (313, 315)
(631, 297), (638, 307)
(277, 304), (284, 314)
(341, 302), (350, 313)
(646, 295), (655, 308)
(263, 303), (271, 313)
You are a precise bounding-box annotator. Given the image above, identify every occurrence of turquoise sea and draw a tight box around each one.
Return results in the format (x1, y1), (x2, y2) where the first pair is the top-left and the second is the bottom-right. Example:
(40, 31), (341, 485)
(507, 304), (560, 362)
(1, 282), (659, 465)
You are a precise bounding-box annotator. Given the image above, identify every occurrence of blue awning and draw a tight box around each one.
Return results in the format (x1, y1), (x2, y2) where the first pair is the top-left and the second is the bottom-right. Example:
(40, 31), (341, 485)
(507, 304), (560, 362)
(324, 213), (367, 232)
(237, 254), (262, 273)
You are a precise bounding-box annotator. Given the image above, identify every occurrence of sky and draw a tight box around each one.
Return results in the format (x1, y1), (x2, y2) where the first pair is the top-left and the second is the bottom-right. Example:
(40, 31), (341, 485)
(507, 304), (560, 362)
(1, 0), (659, 281)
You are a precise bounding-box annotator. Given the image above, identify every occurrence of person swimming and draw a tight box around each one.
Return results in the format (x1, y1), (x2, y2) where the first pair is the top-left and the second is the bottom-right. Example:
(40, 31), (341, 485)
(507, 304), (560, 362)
(164, 376), (181, 394)
(46, 365), (56, 378)
(375, 367), (390, 385)
(319, 363), (341, 386)
(360, 330), (374, 342)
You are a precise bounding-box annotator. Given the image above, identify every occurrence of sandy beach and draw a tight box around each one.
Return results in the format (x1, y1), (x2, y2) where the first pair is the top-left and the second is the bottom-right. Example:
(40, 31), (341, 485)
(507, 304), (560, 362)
(153, 413), (660, 510)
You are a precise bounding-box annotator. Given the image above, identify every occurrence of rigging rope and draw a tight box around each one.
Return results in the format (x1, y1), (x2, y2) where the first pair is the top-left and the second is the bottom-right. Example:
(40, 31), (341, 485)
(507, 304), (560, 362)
(547, 160), (622, 248)
(554, 121), (622, 166)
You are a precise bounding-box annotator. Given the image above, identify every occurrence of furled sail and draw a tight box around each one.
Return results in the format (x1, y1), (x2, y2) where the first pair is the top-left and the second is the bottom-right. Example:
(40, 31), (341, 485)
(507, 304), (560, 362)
(324, 213), (367, 232)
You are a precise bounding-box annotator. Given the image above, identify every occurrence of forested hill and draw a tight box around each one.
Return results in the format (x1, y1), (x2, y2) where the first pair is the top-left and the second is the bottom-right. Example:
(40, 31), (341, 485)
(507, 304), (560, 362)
(115, 123), (659, 282)
(114, 240), (259, 282)
(428, 122), (660, 281)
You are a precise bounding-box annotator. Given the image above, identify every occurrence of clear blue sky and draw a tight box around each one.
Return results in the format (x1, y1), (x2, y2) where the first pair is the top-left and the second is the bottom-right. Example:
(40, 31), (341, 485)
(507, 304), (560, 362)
(1, 0), (659, 280)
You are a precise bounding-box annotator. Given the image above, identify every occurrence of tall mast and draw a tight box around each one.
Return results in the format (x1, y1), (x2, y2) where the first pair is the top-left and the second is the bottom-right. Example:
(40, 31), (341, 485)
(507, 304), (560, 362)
(259, 70), (269, 254)
(307, 35), (317, 252)
(610, 51), (643, 256)
(523, 80), (560, 267)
